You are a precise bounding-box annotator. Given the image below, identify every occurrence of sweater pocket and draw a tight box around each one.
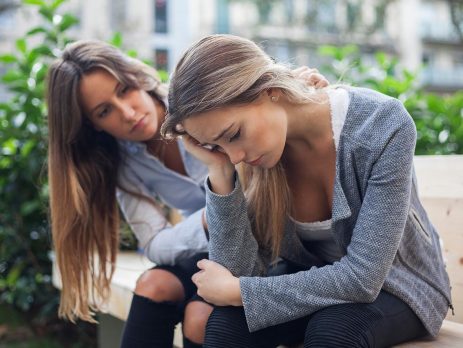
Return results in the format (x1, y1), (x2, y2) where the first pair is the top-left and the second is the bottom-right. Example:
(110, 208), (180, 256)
(397, 210), (451, 304)
(409, 208), (432, 245)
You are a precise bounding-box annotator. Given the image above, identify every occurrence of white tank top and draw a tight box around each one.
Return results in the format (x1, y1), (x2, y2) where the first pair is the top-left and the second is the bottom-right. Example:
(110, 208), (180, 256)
(292, 87), (349, 263)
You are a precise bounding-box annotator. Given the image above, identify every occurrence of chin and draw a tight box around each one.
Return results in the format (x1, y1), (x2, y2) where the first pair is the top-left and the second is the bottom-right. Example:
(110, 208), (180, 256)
(261, 157), (278, 169)
(144, 127), (159, 140)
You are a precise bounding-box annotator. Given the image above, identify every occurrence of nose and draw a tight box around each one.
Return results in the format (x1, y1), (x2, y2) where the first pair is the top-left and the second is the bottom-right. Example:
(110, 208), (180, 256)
(119, 101), (136, 121)
(227, 147), (245, 165)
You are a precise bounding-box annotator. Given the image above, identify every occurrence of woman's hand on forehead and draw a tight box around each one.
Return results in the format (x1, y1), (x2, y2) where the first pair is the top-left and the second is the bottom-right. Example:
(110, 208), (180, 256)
(183, 134), (236, 195)
(182, 134), (233, 169)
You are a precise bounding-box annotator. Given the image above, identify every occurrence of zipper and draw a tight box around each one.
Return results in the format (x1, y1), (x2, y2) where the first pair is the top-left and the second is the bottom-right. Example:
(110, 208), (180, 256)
(396, 252), (453, 313)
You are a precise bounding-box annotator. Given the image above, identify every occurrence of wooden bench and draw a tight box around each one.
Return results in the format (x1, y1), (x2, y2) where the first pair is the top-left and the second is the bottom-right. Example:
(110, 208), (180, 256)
(53, 155), (463, 347)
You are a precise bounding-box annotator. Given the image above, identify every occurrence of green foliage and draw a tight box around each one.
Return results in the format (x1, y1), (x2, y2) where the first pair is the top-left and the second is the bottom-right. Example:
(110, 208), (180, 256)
(0, 2), (145, 340)
(318, 45), (463, 154)
(0, 0), (76, 320)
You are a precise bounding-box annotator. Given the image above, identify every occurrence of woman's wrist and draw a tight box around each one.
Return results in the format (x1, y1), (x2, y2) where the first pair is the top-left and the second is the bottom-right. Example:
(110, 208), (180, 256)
(208, 164), (235, 195)
(230, 276), (243, 306)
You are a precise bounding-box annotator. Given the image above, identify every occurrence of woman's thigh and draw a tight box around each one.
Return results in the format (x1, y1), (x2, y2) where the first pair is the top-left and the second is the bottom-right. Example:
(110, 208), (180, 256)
(205, 291), (427, 348)
(304, 290), (428, 348)
(204, 306), (309, 348)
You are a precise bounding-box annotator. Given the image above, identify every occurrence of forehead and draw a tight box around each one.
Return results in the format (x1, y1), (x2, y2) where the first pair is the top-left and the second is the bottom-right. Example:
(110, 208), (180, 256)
(79, 69), (117, 110)
(183, 108), (230, 140)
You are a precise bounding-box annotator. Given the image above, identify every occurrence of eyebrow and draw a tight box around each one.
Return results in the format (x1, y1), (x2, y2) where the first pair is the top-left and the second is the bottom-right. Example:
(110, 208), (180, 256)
(89, 82), (120, 115)
(212, 123), (234, 142)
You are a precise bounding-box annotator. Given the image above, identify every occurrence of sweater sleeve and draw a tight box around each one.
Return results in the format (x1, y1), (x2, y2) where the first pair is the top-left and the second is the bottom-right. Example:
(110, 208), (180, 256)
(205, 176), (269, 277)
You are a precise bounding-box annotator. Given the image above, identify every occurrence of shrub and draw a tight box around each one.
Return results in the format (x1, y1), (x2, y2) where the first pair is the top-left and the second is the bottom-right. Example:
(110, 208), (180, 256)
(318, 45), (463, 154)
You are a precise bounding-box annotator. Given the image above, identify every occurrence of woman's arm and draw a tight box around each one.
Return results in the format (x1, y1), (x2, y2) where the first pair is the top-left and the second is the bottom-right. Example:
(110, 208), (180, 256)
(117, 166), (208, 265)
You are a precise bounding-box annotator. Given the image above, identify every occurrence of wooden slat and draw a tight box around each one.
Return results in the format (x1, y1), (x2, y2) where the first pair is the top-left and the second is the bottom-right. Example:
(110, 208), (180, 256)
(394, 320), (463, 347)
(414, 156), (463, 325)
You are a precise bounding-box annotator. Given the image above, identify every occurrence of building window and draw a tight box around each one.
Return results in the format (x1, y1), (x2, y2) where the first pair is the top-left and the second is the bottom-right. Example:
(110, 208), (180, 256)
(155, 49), (169, 72)
(154, 0), (168, 33)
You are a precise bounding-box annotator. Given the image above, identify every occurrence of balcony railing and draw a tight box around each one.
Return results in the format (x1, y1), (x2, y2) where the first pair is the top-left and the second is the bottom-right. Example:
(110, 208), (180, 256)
(421, 67), (463, 88)
(420, 25), (461, 43)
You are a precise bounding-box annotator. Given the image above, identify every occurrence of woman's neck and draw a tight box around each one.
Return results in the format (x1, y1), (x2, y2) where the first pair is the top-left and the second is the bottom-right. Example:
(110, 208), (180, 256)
(282, 92), (332, 162)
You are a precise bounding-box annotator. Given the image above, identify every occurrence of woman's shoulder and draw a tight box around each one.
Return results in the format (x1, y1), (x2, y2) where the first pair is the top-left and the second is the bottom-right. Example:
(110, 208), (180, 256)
(340, 86), (415, 148)
(343, 86), (408, 116)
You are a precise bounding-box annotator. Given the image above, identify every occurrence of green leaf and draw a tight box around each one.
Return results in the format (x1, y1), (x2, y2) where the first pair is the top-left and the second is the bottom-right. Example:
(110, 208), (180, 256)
(16, 39), (27, 54)
(318, 45), (339, 58)
(0, 54), (18, 64)
(39, 6), (53, 21)
(45, 31), (58, 43)
(6, 264), (23, 286)
(0, 103), (13, 113)
(0, 155), (12, 169)
(157, 70), (169, 83)
(23, 0), (46, 5)
(31, 45), (53, 57)
(51, 0), (66, 11)
(2, 138), (18, 155)
(34, 63), (48, 82)
(21, 200), (41, 216)
(26, 27), (48, 36)
(110, 32), (123, 48)
(127, 50), (138, 58)
(20, 140), (37, 157)
(57, 14), (79, 32)
(2, 69), (23, 83)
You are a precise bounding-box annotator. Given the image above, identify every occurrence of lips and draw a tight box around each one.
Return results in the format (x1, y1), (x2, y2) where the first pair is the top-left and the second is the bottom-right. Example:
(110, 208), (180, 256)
(246, 155), (262, 166)
(131, 116), (146, 132)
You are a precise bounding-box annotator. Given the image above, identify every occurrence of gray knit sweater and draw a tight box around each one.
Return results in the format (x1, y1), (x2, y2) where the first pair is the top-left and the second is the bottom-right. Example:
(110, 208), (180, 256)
(205, 87), (452, 336)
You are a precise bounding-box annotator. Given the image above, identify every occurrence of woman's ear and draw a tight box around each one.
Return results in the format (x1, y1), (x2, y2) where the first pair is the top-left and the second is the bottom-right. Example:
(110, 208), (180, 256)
(267, 88), (280, 102)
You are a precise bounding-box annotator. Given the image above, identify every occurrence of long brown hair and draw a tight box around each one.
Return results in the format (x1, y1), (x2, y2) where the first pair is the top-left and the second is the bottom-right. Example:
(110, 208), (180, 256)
(161, 34), (317, 257)
(46, 40), (166, 322)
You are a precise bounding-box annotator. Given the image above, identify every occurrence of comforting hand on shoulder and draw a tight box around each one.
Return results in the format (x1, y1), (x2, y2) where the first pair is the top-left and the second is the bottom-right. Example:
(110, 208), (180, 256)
(192, 259), (242, 306)
(292, 66), (330, 88)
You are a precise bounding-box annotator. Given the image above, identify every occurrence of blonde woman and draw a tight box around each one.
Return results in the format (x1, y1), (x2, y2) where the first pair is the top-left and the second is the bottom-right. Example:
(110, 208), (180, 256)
(162, 34), (453, 347)
(46, 39), (327, 347)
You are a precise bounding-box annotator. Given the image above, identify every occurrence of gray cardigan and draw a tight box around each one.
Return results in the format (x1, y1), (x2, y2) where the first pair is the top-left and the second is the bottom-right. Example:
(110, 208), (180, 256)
(205, 87), (452, 337)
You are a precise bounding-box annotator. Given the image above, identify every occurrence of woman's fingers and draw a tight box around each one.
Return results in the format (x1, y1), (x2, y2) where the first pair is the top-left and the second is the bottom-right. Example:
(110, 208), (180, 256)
(293, 66), (329, 88)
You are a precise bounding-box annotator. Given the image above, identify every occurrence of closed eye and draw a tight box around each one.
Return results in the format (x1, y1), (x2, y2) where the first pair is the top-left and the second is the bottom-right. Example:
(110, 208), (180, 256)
(202, 144), (225, 153)
(98, 105), (111, 118)
(229, 129), (240, 142)
(120, 85), (130, 95)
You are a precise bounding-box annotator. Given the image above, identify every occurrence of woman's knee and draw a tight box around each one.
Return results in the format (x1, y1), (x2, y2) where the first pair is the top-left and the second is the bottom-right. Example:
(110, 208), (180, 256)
(134, 268), (185, 302)
(204, 306), (252, 347)
(183, 301), (214, 344)
(304, 304), (380, 348)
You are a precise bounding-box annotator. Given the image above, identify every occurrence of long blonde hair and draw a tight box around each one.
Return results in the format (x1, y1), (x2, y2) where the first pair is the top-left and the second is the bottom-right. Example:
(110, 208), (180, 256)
(162, 34), (316, 257)
(46, 40), (166, 322)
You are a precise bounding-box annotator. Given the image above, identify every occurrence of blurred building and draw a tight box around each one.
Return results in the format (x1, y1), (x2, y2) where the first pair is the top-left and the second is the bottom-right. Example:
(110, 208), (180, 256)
(226, 0), (463, 93)
(0, 0), (462, 94)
